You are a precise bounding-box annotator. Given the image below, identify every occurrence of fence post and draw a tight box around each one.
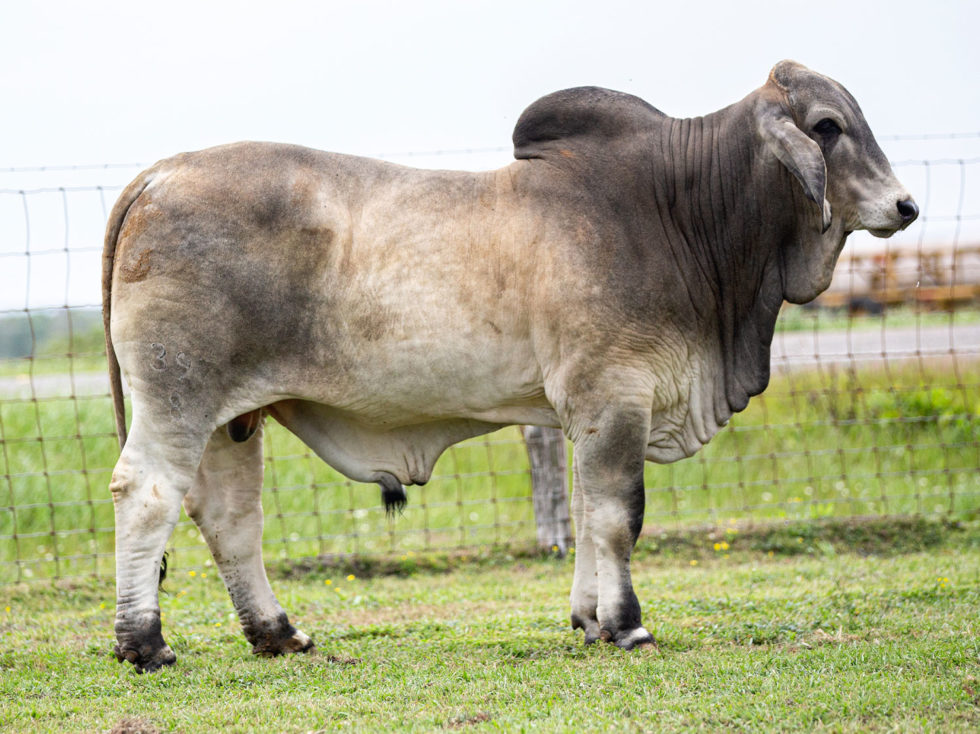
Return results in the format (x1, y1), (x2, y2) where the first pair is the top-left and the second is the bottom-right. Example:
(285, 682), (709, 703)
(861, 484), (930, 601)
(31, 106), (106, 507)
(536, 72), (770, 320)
(521, 425), (572, 555)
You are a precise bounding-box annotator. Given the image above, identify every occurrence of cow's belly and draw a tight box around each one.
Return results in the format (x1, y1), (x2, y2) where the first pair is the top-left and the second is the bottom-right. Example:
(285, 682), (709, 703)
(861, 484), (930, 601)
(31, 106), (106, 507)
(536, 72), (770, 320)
(270, 321), (554, 427)
(252, 332), (558, 487)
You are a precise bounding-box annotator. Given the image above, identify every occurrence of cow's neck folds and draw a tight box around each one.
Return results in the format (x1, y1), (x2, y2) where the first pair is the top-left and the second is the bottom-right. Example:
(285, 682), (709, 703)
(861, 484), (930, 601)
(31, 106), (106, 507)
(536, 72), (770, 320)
(652, 99), (792, 417)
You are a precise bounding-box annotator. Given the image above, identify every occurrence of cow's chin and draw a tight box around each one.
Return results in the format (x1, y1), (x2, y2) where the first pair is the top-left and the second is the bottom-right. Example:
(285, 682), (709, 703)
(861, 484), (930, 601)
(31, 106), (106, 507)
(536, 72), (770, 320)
(867, 226), (903, 238)
(858, 210), (911, 239)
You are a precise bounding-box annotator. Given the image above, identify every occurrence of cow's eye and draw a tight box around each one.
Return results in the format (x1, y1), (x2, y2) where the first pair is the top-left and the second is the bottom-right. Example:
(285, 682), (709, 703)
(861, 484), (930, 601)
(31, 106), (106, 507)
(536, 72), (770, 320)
(813, 118), (842, 137)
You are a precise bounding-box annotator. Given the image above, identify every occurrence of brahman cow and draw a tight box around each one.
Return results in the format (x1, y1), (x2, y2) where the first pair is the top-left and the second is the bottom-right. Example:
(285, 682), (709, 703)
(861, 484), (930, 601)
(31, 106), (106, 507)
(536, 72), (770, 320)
(103, 61), (917, 671)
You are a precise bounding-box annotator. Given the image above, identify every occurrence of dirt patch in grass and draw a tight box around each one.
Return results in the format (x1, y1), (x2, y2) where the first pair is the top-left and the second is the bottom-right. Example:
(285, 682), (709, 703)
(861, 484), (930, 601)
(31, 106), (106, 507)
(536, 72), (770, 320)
(637, 515), (964, 560)
(446, 711), (492, 728)
(269, 516), (972, 582)
(272, 543), (554, 581)
(109, 717), (161, 734)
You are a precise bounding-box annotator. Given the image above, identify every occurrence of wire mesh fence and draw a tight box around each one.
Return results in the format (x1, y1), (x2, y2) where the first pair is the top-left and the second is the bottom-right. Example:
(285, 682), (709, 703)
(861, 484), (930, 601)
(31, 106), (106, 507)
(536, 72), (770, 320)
(1, 141), (978, 584)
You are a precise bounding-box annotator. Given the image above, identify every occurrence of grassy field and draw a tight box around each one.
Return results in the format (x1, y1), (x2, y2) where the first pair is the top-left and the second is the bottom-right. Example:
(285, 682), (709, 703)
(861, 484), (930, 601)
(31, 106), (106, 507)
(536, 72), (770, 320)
(773, 303), (980, 333)
(1, 351), (978, 583)
(1, 518), (979, 732)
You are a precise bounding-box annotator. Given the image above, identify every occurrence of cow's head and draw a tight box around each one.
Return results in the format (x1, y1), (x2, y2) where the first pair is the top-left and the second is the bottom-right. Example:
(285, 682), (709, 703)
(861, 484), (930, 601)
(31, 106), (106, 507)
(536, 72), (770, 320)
(757, 60), (917, 302)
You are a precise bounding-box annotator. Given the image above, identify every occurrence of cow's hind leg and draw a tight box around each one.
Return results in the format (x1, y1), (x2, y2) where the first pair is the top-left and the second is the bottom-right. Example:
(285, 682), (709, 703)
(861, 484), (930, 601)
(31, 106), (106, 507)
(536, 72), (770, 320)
(111, 409), (210, 673)
(183, 419), (314, 657)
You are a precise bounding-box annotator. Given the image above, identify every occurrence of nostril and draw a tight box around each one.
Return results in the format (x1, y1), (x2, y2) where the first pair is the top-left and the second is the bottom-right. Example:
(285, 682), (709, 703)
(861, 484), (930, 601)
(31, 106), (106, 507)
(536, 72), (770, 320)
(897, 198), (919, 223)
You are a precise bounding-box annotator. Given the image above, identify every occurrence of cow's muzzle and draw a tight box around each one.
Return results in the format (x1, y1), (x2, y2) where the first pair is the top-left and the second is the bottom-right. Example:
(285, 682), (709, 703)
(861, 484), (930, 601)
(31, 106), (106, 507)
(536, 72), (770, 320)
(897, 198), (919, 228)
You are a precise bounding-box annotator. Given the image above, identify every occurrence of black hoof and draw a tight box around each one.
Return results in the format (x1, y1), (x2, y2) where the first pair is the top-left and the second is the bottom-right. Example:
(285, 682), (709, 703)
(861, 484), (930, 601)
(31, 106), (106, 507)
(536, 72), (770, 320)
(571, 613), (601, 645)
(114, 643), (177, 674)
(114, 616), (176, 673)
(599, 626), (656, 651)
(253, 630), (315, 657)
(245, 613), (315, 657)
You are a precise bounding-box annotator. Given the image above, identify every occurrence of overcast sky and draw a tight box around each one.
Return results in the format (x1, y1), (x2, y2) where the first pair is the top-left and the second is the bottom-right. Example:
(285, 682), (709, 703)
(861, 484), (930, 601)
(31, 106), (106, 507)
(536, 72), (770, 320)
(0, 0), (977, 309)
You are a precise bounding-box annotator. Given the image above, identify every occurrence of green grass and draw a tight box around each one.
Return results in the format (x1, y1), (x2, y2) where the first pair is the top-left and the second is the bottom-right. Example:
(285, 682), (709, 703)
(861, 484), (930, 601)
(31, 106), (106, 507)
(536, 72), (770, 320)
(1, 358), (978, 583)
(775, 302), (980, 333)
(2, 520), (979, 732)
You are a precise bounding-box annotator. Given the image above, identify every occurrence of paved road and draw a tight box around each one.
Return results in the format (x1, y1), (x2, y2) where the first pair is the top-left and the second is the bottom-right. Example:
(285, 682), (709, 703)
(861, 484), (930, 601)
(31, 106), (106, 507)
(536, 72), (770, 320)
(0, 324), (977, 398)
(0, 371), (112, 399)
(770, 323), (979, 372)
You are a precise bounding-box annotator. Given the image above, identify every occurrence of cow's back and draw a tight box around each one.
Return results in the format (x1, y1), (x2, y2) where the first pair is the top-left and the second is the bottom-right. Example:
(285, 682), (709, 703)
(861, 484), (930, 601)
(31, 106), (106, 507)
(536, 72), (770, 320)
(109, 142), (553, 425)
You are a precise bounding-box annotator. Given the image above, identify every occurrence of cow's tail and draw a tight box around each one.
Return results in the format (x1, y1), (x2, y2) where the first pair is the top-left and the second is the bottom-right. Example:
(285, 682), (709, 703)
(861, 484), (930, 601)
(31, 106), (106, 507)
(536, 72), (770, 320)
(102, 167), (157, 450)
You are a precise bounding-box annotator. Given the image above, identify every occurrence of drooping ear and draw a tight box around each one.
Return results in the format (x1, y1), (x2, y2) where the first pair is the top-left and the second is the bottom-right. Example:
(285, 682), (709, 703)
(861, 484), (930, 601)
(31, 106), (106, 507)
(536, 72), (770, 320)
(759, 105), (832, 233)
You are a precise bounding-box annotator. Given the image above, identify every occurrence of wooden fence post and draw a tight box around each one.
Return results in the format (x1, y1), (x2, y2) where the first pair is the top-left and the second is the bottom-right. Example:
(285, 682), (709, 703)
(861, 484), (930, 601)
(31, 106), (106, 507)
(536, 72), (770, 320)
(521, 425), (572, 555)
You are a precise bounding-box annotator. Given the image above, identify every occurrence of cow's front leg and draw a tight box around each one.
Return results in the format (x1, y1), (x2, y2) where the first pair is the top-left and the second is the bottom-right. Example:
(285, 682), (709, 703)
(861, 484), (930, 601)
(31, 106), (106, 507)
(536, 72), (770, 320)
(111, 413), (208, 673)
(569, 406), (653, 650)
(569, 453), (600, 643)
(183, 422), (313, 657)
